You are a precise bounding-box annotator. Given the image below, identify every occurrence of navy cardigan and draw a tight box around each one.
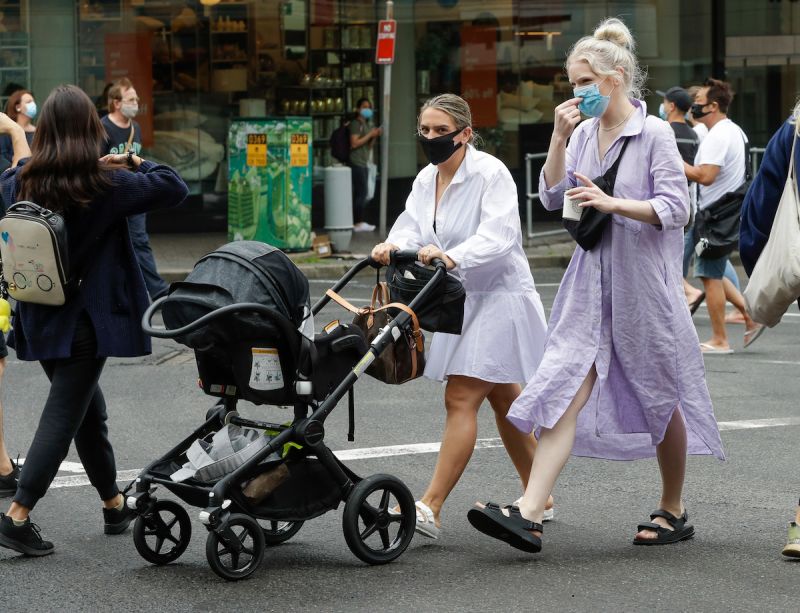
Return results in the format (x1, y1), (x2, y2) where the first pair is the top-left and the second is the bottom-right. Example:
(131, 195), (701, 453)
(0, 159), (188, 360)
(740, 117), (798, 276)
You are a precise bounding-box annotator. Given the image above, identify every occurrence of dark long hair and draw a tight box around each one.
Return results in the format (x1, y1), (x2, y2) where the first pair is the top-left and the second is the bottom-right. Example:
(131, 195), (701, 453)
(17, 85), (121, 211)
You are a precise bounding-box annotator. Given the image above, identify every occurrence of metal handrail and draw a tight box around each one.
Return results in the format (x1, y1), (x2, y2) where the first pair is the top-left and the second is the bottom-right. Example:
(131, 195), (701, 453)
(523, 145), (768, 240)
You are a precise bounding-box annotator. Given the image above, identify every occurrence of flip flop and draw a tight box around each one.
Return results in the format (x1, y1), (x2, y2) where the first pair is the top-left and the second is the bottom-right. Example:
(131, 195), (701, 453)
(700, 342), (733, 355)
(688, 292), (706, 315)
(744, 324), (766, 349)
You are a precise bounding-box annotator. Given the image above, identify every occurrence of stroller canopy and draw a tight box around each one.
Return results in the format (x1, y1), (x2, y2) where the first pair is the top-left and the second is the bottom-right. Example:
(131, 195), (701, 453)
(162, 241), (310, 348)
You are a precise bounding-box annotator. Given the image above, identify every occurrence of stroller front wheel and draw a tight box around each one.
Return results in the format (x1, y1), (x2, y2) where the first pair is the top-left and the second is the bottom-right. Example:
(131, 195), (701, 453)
(132, 499), (192, 565)
(342, 473), (416, 565)
(206, 513), (265, 581)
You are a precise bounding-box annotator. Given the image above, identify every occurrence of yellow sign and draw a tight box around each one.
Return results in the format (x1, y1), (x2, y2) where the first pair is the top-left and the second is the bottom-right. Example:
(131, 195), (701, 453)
(290, 133), (309, 167)
(246, 133), (267, 167)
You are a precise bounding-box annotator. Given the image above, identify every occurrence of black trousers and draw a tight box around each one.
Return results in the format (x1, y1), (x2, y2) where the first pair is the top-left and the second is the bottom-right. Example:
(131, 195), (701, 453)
(14, 316), (119, 509)
(350, 164), (369, 224)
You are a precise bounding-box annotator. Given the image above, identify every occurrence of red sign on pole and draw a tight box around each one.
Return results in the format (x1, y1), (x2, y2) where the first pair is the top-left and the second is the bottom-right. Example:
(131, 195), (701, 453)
(375, 19), (397, 65)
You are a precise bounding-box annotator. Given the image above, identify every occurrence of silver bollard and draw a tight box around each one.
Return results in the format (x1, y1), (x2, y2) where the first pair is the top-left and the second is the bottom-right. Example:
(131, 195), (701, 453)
(324, 166), (353, 252)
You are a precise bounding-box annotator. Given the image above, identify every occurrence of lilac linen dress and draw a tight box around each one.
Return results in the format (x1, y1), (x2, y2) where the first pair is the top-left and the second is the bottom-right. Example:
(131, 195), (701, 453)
(387, 145), (547, 384)
(506, 100), (725, 460)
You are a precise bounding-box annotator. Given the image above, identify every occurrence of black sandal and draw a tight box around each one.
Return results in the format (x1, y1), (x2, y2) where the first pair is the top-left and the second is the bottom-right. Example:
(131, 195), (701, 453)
(633, 509), (694, 545)
(467, 501), (542, 553)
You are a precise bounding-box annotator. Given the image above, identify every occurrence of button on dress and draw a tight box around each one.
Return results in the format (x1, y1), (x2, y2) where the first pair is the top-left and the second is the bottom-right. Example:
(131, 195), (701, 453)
(506, 101), (725, 460)
(387, 145), (547, 384)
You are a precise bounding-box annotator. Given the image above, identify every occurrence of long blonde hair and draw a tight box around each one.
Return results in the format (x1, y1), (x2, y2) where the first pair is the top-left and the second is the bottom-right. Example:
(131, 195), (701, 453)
(567, 18), (647, 99)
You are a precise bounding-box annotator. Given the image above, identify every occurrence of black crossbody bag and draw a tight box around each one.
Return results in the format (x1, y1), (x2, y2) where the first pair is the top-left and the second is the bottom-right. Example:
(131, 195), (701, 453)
(563, 136), (631, 251)
(693, 131), (752, 260)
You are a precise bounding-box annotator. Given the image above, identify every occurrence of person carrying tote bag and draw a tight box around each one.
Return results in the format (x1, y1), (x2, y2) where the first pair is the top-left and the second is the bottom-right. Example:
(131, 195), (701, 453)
(739, 107), (800, 559)
(741, 118), (800, 327)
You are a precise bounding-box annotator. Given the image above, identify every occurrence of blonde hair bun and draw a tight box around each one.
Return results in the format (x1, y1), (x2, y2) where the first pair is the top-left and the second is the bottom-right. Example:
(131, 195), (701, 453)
(593, 17), (635, 52)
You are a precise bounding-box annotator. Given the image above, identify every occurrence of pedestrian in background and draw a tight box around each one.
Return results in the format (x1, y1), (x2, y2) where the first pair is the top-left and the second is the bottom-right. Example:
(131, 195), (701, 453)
(349, 97), (381, 232)
(683, 78), (763, 353)
(468, 17), (724, 554)
(103, 78), (170, 300)
(739, 103), (800, 558)
(371, 93), (550, 539)
(0, 85), (188, 556)
(657, 86), (705, 311)
(0, 89), (36, 172)
(0, 111), (30, 498)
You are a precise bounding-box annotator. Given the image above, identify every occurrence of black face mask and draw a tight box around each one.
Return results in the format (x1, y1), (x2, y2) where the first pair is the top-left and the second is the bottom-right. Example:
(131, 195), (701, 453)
(417, 128), (464, 165)
(691, 103), (711, 119)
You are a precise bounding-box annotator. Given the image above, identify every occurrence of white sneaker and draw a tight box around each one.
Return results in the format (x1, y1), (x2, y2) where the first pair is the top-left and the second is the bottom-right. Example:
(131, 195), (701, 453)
(353, 222), (376, 232)
(513, 496), (554, 522)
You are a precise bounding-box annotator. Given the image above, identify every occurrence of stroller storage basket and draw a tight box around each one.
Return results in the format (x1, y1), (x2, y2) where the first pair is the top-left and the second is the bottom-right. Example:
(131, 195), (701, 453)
(386, 261), (465, 334)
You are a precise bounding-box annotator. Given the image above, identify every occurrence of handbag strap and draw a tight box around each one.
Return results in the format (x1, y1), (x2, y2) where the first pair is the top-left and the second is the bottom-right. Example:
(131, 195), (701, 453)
(326, 288), (424, 352)
(123, 124), (135, 154)
(601, 136), (631, 194)
(789, 119), (800, 183)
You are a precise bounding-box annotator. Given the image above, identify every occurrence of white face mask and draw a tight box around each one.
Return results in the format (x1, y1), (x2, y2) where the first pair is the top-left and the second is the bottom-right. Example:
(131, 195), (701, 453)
(121, 103), (138, 119)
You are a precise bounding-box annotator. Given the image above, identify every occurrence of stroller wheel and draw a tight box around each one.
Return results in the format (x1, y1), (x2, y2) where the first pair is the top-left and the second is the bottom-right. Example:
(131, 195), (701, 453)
(342, 474), (415, 565)
(258, 519), (304, 545)
(206, 513), (265, 581)
(133, 499), (192, 565)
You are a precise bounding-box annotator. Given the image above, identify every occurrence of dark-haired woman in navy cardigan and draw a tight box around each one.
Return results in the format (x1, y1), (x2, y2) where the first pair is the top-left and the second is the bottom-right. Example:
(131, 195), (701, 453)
(0, 85), (188, 556)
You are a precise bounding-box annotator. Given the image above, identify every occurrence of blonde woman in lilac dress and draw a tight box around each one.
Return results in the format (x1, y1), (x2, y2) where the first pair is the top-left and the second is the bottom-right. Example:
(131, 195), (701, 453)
(468, 18), (724, 554)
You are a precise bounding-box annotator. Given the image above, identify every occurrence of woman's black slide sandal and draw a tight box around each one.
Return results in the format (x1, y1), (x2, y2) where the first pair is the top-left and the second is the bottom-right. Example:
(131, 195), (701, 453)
(633, 509), (694, 545)
(689, 292), (706, 315)
(467, 502), (542, 553)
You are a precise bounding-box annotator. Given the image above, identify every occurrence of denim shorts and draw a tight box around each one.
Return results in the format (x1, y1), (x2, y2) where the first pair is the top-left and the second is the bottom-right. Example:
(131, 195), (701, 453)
(695, 254), (729, 280)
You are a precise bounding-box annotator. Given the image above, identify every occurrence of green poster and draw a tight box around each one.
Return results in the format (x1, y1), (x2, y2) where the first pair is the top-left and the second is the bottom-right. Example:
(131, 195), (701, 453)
(228, 117), (313, 251)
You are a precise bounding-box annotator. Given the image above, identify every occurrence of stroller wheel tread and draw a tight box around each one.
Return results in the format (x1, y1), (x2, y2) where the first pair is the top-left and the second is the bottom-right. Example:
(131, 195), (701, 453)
(342, 473), (415, 565)
(206, 513), (265, 581)
(132, 499), (192, 565)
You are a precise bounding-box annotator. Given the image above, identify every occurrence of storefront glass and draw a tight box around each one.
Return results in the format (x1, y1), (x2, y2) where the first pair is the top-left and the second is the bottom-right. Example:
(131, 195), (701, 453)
(0, 1), (794, 232)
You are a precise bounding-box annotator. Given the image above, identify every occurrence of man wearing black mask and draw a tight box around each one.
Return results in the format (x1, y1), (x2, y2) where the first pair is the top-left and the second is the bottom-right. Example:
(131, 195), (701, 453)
(683, 78), (763, 353)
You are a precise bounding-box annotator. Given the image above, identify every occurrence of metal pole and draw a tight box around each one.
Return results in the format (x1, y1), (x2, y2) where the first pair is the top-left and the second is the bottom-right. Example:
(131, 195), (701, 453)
(378, 0), (393, 237)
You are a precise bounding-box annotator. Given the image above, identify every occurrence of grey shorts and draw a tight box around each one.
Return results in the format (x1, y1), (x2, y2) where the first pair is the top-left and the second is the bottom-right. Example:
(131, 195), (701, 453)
(695, 254), (729, 280)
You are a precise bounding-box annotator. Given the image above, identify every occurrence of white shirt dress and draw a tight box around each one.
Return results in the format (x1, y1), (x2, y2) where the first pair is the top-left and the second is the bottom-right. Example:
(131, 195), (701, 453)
(387, 145), (547, 383)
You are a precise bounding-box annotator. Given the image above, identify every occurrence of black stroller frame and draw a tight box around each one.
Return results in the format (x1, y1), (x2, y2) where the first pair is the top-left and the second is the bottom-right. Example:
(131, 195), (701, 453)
(127, 251), (445, 580)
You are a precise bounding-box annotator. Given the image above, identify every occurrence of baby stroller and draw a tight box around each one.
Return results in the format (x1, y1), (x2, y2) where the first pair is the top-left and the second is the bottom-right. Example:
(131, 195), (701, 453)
(127, 241), (455, 581)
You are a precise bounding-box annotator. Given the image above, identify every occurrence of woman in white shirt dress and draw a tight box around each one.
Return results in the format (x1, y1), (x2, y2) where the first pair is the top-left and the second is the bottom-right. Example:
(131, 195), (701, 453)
(371, 94), (549, 538)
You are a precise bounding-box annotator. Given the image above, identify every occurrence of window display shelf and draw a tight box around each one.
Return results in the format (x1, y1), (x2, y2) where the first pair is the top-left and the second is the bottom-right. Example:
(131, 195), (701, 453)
(0, 0), (30, 99)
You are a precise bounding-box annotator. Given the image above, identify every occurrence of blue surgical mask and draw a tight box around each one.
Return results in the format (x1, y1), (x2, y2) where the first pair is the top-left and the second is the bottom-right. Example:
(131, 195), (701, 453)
(573, 81), (611, 118)
(658, 103), (667, 121)
(23, 101), (36, 119)
(360, 108), (373, 120)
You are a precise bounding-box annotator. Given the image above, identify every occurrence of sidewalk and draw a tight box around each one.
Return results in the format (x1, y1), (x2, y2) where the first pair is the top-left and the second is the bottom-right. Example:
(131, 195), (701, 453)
(150, 222), (578, 282)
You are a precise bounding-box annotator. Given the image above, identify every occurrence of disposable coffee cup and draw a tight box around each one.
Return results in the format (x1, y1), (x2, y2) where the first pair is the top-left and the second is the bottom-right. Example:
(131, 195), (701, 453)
(562, 193), (583, 221)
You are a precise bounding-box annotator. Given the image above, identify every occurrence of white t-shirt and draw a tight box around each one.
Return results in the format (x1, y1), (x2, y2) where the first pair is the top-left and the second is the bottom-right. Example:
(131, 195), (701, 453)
(695, 118), (747, 209)
(693, 122), (708, 143)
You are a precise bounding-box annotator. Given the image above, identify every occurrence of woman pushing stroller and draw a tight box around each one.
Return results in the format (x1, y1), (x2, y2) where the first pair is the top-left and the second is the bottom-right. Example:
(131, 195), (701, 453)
(371, 93), (550, 538)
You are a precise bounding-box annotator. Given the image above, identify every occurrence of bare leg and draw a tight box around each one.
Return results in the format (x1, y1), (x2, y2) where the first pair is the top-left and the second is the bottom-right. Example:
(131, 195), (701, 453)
(487, 383), (553, 511)
(0, 358), (12, 475)
(683, 279), (702, 304)
(420, 375), (494, 525)
(700, 277), (729, 349)
(795, 505), (800, 525)
(721, 277), (759, 333)
(514, 366), (598, 529)
(635, 408), (687, 540)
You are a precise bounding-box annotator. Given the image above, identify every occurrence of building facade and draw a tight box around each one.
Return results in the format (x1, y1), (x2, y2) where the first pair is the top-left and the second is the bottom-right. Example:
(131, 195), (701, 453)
(0, 0), (797, 231)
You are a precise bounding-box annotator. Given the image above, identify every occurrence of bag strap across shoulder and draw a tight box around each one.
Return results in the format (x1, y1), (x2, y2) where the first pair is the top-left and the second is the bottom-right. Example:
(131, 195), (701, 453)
(602, 136), (631, 193)
(123, 124), (135, 154)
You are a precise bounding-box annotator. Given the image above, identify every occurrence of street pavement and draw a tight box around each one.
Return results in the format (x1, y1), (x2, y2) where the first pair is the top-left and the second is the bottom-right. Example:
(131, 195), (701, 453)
(1, 265), (799, 612)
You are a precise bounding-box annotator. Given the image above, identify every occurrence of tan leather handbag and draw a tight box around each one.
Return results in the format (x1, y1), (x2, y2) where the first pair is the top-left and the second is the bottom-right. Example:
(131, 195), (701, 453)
(326, 283), (425, 384)
(744, 121), (800, 327)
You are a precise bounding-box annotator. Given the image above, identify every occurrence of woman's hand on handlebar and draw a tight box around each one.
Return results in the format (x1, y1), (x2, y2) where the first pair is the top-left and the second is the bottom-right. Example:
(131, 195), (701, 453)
(419, 244), (455, 270)
(371, 242), (400, 266)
